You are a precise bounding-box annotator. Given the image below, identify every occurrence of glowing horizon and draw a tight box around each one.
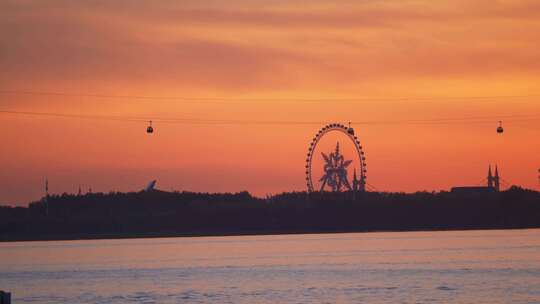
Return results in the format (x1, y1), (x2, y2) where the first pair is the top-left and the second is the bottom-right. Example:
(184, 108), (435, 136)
(1, 0), (540, 205)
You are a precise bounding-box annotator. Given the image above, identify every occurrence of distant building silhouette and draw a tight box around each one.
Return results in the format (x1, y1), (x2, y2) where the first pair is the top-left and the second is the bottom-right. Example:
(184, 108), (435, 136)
(488, 165), (494, 188)
(450, 186), (496, 194)
(494, 166), (500, 192)
(352, 168), (359, 193)
(487, 165), (501, 191)
(451, 165), (501, 194)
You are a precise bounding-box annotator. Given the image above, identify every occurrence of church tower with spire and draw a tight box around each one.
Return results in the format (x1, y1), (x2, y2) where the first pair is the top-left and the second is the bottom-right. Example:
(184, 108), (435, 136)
(452, 165), (502, 193)
(488, 165), (494, 188)
(487, 165), (501, 192)
(494, 165), (500, 192)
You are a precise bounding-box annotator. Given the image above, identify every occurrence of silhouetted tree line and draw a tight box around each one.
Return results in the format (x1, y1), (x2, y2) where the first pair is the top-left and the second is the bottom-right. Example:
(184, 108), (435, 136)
(1, 186), (539, 241)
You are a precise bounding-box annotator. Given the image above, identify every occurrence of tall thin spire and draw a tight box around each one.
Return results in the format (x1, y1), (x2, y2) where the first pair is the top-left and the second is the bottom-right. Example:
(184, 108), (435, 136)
(352, 168), (359, 193)
(494, 165), (500, 191)
(488, 165), (494, 188)
(44, 178), (49, 216)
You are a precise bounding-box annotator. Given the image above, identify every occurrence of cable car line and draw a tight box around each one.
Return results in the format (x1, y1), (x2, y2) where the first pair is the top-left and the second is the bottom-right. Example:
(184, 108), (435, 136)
(2, 109), (540, 126)
(0, 110), (148, 122)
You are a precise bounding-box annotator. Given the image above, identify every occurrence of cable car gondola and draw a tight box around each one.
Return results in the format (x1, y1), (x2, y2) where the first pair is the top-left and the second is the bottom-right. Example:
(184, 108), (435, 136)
(347, 121), (355, 135)
(147, 121), (154, 134)
(497, 121), (504, 134)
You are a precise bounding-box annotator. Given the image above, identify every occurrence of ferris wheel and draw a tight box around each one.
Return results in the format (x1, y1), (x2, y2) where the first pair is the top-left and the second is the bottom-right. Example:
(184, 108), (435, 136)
(305, 123), (367, 193)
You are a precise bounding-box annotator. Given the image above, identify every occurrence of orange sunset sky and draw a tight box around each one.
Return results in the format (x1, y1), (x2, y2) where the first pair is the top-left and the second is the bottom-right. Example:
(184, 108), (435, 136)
(1, 0), (540, 205)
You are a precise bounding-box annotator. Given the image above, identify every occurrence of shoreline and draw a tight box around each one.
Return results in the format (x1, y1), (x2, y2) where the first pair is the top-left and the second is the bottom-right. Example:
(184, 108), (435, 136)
(3, 188), (539, 243)
(2, 225), (539, 243)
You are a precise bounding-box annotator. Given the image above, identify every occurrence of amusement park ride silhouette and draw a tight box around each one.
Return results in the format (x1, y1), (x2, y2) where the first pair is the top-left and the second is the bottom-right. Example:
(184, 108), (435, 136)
(145, 120), (508, 193)
(305, 123), (367, 193)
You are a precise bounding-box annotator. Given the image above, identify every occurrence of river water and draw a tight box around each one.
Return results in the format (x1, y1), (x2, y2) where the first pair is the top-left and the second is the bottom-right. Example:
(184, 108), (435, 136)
(1, 229), (539, 303)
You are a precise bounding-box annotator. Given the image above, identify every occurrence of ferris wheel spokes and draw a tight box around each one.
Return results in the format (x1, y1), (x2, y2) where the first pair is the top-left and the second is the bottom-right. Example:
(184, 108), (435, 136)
(305, 123), (367, 193)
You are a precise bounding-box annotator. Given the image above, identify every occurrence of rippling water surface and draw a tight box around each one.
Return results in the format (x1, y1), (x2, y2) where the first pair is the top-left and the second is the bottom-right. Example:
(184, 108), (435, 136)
(1, 229), (540, 303)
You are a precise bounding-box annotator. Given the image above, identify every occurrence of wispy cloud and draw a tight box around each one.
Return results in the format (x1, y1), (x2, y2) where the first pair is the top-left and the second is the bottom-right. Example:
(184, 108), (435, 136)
(2, 0), (540, 91)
